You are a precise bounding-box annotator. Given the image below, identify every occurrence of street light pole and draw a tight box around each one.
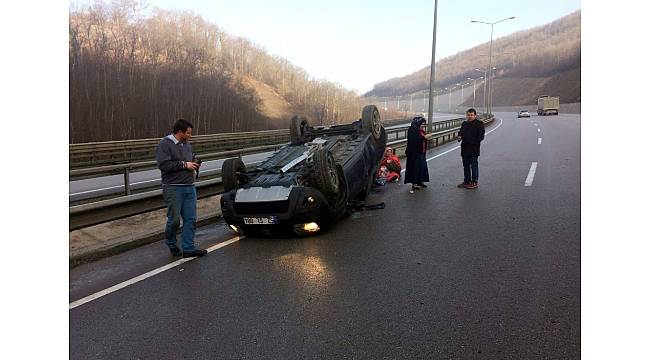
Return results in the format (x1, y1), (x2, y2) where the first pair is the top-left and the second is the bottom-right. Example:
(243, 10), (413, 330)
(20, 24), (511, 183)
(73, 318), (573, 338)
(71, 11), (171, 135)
(476, 69), (487, 113)
(471, 16), (515, 116)
(459, 83), (464, 107)
(468, 77), (475, 108)
(434, 90), (438, 111)
(489, 69), (496, 114)
(460, 82), (470, 109)
(475, 68), (493, 114)
(427, 0), (439, 132)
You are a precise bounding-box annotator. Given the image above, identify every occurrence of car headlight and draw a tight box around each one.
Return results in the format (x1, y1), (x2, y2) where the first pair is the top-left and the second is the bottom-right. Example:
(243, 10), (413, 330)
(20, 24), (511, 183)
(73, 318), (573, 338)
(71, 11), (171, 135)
(229, 224), (243, 234)
(293, 222), (320, 234)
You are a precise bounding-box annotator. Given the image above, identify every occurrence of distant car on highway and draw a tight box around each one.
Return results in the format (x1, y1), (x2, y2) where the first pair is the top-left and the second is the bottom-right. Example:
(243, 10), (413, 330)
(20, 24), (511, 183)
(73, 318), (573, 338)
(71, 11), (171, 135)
(220, 105), (387, 236)
(517, 109), (531, 118)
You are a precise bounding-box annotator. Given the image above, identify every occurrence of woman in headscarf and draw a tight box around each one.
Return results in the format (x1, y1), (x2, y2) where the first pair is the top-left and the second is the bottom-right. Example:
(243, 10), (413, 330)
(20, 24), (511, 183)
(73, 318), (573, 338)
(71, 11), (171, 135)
(379, 146), (401, 183)
(404, 116), (430, 191)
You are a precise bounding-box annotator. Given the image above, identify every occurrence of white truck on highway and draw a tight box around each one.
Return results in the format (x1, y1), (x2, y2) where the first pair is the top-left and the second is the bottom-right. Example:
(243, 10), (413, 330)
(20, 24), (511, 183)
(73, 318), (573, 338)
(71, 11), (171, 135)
(537, 95), (559, 116)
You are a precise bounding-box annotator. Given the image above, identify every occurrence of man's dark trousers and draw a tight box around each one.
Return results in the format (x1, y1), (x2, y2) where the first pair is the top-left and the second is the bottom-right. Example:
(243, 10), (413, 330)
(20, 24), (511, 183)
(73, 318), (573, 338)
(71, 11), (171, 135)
(462, 155), (479, 183)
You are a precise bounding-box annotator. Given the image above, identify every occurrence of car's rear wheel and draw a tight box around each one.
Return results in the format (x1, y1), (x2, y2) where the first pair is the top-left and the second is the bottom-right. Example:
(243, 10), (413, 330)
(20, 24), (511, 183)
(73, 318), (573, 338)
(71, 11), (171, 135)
(313, 148), (340, 195)
(222, 158), (247, 192)
(290, 115), (309, 144)
(361, 105), (382, 140)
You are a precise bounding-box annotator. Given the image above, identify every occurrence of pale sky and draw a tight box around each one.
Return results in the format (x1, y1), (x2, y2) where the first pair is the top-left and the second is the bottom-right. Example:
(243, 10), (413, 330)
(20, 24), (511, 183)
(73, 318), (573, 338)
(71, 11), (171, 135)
(73, 0), (581, 94)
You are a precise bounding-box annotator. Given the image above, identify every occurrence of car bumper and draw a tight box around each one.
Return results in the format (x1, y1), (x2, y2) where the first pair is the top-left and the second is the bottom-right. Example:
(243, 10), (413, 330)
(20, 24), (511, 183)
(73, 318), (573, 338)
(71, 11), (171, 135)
(220, 186), (341, 235)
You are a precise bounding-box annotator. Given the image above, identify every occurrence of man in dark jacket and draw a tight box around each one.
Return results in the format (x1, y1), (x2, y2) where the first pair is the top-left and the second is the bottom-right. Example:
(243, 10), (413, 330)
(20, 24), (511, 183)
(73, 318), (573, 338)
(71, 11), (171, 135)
(155, 119), (207, 258)
(457, 108), (485, 189)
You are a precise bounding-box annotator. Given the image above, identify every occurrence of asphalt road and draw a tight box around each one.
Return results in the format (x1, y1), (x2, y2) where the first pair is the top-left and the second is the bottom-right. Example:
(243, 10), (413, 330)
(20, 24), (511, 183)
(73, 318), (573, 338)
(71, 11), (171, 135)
(70, 112), (580, 359)
(68, 114), (460, 202)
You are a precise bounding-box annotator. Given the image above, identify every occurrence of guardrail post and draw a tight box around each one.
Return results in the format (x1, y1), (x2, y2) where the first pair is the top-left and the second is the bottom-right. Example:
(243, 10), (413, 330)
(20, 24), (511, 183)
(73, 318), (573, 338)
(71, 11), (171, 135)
(124, 167), (131, 196)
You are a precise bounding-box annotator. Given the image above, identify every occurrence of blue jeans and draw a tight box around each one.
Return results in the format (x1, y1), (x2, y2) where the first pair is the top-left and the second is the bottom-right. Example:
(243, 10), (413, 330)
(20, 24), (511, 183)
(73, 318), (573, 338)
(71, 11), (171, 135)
(163, 185), (197, 252)
(462, 156), (479, 183)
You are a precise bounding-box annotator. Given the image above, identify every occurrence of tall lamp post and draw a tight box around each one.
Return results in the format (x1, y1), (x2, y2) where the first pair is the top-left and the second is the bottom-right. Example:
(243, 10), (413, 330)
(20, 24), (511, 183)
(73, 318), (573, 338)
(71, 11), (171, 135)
(468, 77), (478, 108)
(433, 90), (438, 111)
(471, 16), (515, 116)
(488, 68), (498, 114)
(427, 0), (439, 132)
(475, 68), (494, 114)
(459, 82), (471, 110)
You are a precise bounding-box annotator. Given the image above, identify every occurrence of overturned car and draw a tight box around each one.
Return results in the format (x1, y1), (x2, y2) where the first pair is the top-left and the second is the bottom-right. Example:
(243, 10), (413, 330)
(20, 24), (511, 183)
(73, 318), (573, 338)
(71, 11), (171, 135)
(220, 105), (387, 236)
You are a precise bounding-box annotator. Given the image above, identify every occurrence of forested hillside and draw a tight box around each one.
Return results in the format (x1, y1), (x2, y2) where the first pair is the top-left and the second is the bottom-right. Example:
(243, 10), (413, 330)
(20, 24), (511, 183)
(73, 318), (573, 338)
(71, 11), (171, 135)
(365, 11), (580, 99)
(69, 1), (366, 143)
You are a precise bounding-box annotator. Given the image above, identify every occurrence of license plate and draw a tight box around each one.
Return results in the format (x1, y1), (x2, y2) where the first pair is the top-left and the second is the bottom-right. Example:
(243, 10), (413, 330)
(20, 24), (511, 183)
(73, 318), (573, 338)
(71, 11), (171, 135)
(243, 216), (278, 225)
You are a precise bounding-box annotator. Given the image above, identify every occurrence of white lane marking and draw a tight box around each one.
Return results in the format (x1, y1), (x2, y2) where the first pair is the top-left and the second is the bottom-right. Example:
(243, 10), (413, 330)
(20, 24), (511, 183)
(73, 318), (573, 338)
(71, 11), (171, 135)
(400, 117), (504, 174)
(538, 138), (542, 145)
(525, 162), (538, 187)
(537, 128), (541, 133)
(534, 123), (538, 127)
(70, 179), (160, 196)
(69, 236), (244, 310)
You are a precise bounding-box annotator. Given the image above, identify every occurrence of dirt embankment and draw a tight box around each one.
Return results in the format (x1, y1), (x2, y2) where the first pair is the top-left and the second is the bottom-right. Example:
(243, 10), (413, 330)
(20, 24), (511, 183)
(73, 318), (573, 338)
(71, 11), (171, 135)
(240, 76), (297, 129)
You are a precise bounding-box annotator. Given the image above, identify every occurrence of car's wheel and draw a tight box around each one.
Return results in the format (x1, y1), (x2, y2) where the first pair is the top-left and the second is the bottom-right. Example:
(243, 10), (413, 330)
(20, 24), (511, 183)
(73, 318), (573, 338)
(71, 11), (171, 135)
(290, 115), (309, 144)
(361, 105), (382, 140)
(313, 148), (340, 195)
(222, 158), (247, 192)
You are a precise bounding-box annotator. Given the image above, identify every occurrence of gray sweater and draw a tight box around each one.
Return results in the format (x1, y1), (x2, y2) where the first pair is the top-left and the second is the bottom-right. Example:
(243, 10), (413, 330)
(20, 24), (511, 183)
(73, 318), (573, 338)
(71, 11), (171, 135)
(155, 134), (195, 185)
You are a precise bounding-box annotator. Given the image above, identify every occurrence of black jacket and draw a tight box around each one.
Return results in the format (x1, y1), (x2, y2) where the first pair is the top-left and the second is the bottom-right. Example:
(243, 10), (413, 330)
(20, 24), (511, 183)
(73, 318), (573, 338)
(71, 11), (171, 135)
(458, 119), (485, 157)
(405, 125), (426, 156)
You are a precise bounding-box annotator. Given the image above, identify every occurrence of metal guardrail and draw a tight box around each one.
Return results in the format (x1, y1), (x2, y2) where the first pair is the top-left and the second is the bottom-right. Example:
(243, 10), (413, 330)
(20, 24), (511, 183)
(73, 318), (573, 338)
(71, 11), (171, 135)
(70, 130), (290, 169)
(69, 117), (467, 198)
(70, 178), (225, 231)
(69, 118), (414, 169)
(69, 143), (284, 191)
(69, 116), (493, 230)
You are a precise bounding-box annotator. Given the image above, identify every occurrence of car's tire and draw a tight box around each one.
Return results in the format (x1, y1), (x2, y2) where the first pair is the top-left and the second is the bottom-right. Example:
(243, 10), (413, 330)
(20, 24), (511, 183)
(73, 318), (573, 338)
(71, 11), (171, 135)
(361, 105), (382, 140)
(290, 115), (309, 144)
(222, 158), (247, 192)
(313, 148), (340, 196)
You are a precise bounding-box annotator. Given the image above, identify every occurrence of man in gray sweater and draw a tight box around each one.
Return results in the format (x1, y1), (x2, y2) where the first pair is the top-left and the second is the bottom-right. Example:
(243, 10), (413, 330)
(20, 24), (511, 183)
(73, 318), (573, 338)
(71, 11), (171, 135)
(155, 119), (207, 258)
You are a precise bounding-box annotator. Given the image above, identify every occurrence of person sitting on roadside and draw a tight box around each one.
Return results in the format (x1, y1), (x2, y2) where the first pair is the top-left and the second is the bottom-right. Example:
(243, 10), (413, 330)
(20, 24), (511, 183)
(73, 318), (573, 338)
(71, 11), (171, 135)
(380, 146), (401, 182)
